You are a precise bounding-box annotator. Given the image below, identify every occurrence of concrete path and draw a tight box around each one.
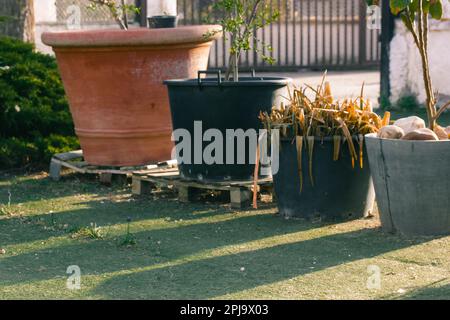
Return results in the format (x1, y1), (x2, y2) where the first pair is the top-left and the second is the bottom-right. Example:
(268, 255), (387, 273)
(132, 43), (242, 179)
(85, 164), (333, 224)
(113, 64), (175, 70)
(263, 70), (381, 108)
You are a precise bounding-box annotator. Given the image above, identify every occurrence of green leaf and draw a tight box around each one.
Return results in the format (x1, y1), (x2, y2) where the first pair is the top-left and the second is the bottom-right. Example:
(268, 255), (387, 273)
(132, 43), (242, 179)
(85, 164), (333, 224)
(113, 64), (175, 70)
(410, 0), (420, 11)
(400, 12), (416, 32)
(401, 14), (410, 29)
(390, 0), (412, 15)
(0, 15), (14, 24)
(430, 0), (443, 19)
(422, 0), (430, 13)
(365, 0), (381, 6)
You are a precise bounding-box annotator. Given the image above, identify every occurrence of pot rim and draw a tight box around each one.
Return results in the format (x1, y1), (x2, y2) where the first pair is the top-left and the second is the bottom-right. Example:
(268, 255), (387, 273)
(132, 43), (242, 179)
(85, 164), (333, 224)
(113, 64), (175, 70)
(164, 76), (292, 87)
(148, 15), (178, 19)
(365, 132), (450, 143)
(42, 25), (222, 48)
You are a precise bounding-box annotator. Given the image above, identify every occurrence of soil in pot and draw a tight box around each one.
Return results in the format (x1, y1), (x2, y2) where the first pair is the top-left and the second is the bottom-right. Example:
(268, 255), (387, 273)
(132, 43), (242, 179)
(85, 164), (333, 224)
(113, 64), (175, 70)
(365, 134), (450, 236)
(164, 75), (291, 182)
(273, 137), (375, 221)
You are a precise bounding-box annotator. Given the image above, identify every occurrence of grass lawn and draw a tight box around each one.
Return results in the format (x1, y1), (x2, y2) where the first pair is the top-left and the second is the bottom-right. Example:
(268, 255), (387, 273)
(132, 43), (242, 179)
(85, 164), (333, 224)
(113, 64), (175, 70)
(0, 171), (449, 300)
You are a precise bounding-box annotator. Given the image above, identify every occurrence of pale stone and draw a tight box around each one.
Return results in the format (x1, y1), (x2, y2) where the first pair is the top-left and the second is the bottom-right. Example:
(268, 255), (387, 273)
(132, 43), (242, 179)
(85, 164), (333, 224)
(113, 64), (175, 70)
(401, 128), (439, 141)
(377, 125), (405, 139)
(434, 125), (449, 140)
(393, 116), (426, 134)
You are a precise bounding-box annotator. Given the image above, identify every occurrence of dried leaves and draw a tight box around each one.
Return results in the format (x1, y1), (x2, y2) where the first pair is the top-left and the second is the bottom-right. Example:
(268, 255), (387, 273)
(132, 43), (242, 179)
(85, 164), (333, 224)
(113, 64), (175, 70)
(259, 79), (383, 140)
(259, 77), (387, 191)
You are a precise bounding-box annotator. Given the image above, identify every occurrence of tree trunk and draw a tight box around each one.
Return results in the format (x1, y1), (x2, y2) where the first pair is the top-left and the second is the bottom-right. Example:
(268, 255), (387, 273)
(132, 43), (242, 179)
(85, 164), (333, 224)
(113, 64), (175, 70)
(0, 0), (35, 43)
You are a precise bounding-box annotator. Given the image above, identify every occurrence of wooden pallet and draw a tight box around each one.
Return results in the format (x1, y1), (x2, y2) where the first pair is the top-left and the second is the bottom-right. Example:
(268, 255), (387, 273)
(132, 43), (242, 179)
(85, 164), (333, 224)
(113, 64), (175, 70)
(49, 150), (177, 184)
(132, 169), (273, 209)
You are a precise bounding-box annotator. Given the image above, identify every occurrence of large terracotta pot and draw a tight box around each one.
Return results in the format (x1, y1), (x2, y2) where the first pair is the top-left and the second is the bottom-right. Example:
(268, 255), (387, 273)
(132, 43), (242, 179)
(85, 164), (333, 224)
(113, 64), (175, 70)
(42, 26), (222, 166)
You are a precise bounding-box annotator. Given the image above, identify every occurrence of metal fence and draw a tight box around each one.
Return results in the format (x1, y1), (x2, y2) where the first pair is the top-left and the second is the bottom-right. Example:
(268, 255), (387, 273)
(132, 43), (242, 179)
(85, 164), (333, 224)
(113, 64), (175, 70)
(56, 0), (137, 25)
(178, 0), (381, 71)
(53, 0), (381, 71)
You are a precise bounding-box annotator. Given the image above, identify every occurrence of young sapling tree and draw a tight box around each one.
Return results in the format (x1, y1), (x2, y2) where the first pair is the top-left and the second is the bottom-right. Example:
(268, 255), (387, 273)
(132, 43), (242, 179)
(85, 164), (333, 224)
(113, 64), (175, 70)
(367, 0), (449, 130)
(88, 0), (140, 30)
(207, 0), (279, 81)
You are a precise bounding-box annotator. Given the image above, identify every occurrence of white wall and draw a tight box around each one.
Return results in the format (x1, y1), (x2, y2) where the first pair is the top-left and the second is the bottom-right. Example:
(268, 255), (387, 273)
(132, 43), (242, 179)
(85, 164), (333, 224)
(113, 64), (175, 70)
(390, 2), (450, 105)
(34, 0), (57, 23)
(147, 0), (177, 17)
(34, 0), (57, 54)
(33, 0), (121, 55)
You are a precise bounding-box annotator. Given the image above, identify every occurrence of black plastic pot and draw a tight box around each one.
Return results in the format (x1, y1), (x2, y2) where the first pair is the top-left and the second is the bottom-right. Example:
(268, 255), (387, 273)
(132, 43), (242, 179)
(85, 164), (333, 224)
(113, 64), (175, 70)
(365, 133), (450, 236)
(148, 15), (178, 29)
(164, 71), (290, 182)
(273, 137), (375, 221)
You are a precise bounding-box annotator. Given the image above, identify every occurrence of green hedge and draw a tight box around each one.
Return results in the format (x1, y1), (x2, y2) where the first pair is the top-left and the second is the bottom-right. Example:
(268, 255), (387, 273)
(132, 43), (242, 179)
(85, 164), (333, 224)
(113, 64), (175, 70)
(0, 37), (79, 170)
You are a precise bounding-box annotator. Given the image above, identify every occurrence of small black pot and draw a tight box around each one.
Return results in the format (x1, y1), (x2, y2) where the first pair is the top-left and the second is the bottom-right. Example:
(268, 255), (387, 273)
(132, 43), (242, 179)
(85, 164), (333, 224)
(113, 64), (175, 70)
(165, 71), (290, 182)
(148, 15), (178, 29)
(273, 137), (375, 221)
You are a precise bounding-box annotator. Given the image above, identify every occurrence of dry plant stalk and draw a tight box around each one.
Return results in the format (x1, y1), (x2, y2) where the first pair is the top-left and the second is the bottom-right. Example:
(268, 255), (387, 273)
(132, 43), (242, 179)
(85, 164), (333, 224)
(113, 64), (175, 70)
(259, 75), (388, 191)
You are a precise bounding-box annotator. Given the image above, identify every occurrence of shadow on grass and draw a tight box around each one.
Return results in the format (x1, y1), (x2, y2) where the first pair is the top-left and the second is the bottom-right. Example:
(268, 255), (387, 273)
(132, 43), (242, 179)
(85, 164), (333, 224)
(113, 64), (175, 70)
(0, 172), (120, 205)
(89, 227), (435, 299)
(1, 171), (262, 246)
(0, 210), (322, 286)
(0, 199), (241, 246)
(399, 282), (450, 300)
(0, 173), (443, 299)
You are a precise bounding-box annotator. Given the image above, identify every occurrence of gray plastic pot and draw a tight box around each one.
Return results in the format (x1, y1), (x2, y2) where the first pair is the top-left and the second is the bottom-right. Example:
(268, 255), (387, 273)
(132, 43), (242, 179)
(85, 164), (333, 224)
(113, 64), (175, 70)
(365, 133), (450, 236)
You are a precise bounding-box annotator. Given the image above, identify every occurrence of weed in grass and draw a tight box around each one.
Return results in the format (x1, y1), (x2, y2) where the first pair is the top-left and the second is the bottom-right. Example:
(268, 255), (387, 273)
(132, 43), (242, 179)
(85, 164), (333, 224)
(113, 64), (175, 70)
(71, 222), (105, 240)
(1, 172), (449, 299)
(37, 211), (71, 232)
(118, 217), (137, 247)
(0, 204), (10, 216)
(49, 211), (56, 226)
(154, 240), (162, 257)
(0, 190), (13, 216)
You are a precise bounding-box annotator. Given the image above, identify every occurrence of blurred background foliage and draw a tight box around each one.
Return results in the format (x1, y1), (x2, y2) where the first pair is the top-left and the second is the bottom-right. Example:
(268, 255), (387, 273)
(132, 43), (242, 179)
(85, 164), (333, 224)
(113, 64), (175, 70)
(0, 37), (78, 170)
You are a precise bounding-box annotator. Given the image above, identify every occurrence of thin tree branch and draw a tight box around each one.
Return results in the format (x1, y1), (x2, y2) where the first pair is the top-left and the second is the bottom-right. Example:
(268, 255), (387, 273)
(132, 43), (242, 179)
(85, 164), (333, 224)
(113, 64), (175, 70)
(422, 11), (434, 111)
(423, 8), (428, 51)
(121, 0), (128, 29)
(225, 0), (263, 81)
(417, 1), (425, 54)
(433, 101), (450, 122)
(416, 0), (436, 129)
(89, 0), (128, 30)
(404, 11), (421, 49)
